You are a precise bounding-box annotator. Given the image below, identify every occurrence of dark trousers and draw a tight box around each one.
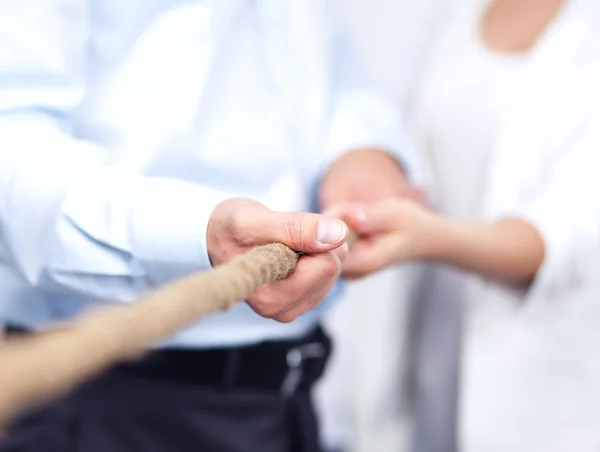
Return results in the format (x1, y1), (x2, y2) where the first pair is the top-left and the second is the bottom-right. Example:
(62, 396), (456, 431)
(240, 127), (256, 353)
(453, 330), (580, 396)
(0, 326), (331, 452)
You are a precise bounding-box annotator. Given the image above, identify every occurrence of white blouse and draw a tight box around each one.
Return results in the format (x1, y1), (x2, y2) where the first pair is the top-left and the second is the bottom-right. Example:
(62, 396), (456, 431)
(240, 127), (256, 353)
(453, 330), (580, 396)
(410, 3), (531, 450)
(420, 3), (526, 221)
(411, 0), (600, 451)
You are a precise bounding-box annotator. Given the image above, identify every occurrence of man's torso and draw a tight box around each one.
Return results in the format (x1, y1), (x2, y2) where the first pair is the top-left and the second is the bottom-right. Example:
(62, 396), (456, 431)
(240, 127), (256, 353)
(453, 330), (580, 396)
(0, 0), (343, 348)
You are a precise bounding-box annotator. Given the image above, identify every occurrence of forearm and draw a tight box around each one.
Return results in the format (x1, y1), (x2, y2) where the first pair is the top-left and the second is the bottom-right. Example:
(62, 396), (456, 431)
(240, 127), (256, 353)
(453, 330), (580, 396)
(426, 216), (545, 286)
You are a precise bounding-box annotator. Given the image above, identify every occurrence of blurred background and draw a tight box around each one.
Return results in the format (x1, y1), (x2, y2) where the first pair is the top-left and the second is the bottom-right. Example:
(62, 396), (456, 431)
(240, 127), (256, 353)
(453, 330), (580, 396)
(315, 2), (600, 451)
(3, 1), (599, 451)
(314, 2), (464, 451)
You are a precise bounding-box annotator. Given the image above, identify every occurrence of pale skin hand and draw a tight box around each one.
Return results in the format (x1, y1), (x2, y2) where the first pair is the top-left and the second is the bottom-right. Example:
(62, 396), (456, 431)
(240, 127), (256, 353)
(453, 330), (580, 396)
(319, 147), (426, 261)
(326, 198), (436, 279)
(207, 198), (349, 323)
(334, 198), (545, 287)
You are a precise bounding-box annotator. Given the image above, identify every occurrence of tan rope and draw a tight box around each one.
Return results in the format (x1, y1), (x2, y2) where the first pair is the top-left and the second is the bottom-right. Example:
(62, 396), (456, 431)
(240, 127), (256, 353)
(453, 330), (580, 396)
(0, 230), (357, 428)
(0, 243), (300, 427)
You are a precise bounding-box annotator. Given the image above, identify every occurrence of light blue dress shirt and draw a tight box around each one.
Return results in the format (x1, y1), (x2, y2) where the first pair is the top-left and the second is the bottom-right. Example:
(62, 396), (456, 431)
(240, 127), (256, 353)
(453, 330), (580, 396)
(0, 0), (413, 348)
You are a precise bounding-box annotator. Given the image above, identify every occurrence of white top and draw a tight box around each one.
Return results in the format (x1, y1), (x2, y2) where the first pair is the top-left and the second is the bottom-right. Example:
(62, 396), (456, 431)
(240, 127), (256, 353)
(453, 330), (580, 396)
(0, 0), (413, 348)
(422, 9), (526, 221)
(412, 6), (528, 450)
(412, 1), (600, 450)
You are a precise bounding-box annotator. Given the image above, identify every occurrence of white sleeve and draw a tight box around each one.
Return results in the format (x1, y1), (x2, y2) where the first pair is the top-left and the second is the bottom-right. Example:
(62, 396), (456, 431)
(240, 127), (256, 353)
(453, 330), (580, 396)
(0, 1), (231, 301)
(497, 113), (600, 298)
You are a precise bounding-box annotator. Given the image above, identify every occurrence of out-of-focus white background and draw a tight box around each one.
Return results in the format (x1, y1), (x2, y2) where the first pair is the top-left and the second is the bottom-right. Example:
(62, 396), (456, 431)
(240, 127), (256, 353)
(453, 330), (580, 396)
(314, 1), (464, 451)
(333, 0), (464, 107)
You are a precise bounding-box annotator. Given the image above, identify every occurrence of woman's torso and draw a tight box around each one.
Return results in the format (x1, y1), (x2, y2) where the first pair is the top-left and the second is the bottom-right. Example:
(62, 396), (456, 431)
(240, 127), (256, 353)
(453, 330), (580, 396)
(410, 3), (529, 449)
(411, 1), (600, 450)
(420, 0), (528, 221)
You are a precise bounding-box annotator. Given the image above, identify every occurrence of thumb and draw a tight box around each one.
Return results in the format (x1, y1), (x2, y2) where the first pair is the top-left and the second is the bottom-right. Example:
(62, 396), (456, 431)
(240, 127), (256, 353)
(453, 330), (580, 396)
(253, 210), (348, 253)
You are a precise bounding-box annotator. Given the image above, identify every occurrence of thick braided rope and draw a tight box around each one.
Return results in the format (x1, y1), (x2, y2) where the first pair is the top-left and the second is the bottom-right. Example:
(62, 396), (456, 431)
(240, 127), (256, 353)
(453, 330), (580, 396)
(0, 243), (300, 427)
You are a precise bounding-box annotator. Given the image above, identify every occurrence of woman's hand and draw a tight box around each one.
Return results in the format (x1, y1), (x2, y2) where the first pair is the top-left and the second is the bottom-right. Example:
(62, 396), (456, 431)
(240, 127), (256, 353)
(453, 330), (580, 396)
(326, 198), (442, 279)
(330, 196), (545, 284)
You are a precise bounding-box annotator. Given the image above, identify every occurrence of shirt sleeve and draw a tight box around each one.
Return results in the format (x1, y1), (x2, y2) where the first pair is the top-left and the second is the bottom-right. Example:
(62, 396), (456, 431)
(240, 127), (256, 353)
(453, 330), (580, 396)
(0, 1), (232, 302)
(493, 112), (600, 300)
(320, 5), (418, 182)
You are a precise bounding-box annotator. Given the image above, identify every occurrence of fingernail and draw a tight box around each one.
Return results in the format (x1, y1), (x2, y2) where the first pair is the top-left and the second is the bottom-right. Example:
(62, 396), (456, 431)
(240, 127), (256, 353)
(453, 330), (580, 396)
(317, 220), (347, 245)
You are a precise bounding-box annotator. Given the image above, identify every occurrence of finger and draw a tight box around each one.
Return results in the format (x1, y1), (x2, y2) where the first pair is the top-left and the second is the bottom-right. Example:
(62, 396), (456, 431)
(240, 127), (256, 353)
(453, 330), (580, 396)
(241, 209), (348, 253)
(248, 251), (342, 318)
(324, 200), (399, 235)
(274, 276), (338, 323)
(321, 202), (364, 219)
(341, 235), (404, 279)
(259, 251), (342, 306)
(355, 199), (408, 234)
(323, 201), (404, 248)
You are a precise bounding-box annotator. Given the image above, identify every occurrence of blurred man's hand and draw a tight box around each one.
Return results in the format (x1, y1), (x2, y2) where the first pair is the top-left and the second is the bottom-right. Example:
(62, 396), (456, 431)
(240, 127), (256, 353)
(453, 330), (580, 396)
(319, 148), (409, 209)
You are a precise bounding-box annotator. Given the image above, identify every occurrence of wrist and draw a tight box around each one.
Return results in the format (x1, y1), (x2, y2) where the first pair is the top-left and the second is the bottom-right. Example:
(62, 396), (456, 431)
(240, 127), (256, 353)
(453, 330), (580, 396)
(417, 214), (467, 262)
(424, 217), (497, 268)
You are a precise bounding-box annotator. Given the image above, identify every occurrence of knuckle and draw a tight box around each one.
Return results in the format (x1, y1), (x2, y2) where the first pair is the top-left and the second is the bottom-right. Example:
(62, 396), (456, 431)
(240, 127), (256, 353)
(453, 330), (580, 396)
(228, 212), (254, 246)
(230, 226), (253, 246)
(249, 297), (281, 319)
(257, 306), (280, 319)
(276, 312), (298, 324)
(284, 217), (305, 250)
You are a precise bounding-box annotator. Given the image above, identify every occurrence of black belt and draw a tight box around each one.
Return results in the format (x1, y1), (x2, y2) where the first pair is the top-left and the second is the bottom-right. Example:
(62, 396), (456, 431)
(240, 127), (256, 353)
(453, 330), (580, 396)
(5, 324), (332, 397)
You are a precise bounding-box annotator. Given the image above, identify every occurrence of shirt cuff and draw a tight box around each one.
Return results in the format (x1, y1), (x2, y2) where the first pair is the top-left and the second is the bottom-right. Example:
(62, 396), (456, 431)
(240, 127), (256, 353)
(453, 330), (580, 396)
(131, 178), (233, 284)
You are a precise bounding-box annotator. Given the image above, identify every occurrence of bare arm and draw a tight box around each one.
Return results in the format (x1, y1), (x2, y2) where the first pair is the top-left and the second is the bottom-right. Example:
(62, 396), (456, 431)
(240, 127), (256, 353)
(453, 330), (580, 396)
(335, 199), (545, 287)
(425, 217), (545, 286)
